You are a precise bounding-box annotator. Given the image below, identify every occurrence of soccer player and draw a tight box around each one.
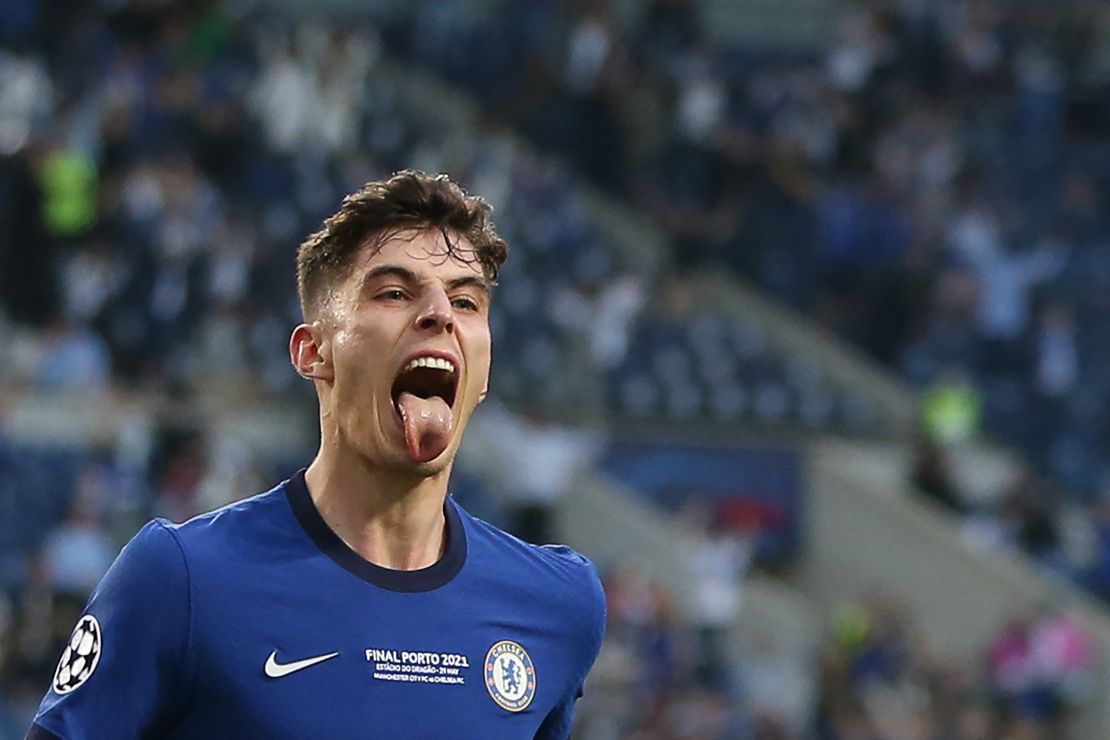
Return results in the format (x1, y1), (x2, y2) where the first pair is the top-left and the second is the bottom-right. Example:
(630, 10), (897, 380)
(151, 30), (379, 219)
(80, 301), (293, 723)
(29, 172), (606, 739)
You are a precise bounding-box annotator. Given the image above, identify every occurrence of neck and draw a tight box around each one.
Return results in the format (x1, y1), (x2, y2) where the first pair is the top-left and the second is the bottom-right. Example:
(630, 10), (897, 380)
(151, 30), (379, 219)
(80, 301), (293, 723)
(304, 444), (452, 571)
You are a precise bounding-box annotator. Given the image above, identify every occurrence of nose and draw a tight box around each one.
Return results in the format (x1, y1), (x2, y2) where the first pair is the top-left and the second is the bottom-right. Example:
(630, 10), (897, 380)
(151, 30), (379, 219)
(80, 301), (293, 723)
(414, 289), (454, 334)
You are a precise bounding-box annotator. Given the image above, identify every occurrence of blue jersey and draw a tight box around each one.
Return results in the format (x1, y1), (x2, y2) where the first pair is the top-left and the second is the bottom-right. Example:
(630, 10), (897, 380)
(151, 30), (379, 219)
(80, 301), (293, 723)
(29, 471), (606, 739)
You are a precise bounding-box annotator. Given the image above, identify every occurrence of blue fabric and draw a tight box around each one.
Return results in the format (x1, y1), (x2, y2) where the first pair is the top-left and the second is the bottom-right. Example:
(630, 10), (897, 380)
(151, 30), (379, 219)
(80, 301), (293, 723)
(31, 471), (606, 739)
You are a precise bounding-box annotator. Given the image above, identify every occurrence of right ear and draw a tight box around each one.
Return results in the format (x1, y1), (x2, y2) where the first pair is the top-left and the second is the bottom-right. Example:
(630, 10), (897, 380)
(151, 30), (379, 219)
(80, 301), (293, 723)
(290, 323), (334, 382)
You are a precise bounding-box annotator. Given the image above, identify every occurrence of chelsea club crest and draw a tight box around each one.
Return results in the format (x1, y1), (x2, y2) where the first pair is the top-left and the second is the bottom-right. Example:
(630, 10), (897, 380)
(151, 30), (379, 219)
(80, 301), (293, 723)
(484, 640), (536, 712)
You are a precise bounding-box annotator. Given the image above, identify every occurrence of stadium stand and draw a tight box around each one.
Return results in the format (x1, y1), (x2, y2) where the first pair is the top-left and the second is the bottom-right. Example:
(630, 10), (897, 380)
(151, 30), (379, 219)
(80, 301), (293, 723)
(4, 1), (1110, 738)
(364, 0), (1110, 547)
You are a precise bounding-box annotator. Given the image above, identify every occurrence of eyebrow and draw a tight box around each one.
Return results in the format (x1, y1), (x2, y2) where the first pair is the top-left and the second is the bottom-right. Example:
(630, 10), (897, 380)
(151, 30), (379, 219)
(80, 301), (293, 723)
(359, 265), (419, 292)
(445, 275), (491, 296)
(359, 264), (491, 296)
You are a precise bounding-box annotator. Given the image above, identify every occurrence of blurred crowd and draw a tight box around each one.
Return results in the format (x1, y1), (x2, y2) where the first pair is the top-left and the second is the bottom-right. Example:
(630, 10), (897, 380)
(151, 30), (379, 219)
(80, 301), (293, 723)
(368, 0), (1110, 617)
(577, 562), (751, 739)
(816, 596), (1093, 740)
(0, 0), (886, 430)
(0, 0), (641, 413)
(379, 0), (1110, 498)
(575, 567), (1094, 740)
(912, 437), (1110, 609)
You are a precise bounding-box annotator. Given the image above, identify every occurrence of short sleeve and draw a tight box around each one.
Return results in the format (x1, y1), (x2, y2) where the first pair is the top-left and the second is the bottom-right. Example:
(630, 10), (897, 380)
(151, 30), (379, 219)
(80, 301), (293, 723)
(30, 519), (192, 739)
(535, 555), (607, 740)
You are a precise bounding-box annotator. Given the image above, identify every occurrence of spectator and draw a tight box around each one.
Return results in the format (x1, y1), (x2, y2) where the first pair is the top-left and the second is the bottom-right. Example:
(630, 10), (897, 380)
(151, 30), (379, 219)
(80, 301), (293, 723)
(911, 438), (968, 514)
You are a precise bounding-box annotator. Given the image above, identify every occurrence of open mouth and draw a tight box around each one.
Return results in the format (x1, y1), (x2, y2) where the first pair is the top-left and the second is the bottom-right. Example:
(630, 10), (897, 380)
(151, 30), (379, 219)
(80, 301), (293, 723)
(389, 355), (460, 464)
(390, 356), (458, 411)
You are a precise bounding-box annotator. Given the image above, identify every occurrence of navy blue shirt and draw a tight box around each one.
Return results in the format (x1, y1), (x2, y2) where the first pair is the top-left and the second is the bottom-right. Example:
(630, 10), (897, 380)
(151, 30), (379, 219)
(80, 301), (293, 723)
(31, 471), (606, 739)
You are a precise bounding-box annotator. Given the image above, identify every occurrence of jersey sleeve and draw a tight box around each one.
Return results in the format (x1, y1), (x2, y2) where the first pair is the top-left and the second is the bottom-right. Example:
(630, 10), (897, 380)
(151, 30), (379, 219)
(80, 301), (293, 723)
(29, 519), (192, 740)
(535, 554), (607, 740)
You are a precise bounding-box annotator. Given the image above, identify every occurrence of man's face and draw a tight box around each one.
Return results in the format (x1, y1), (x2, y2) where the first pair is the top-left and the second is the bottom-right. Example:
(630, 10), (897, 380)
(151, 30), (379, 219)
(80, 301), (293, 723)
(318, 228), (492, 476)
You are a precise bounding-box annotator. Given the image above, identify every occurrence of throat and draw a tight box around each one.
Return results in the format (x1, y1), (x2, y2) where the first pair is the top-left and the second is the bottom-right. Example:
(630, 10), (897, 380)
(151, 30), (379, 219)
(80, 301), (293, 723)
(346, 518), (448, 571)
(303, 460), (452, 571)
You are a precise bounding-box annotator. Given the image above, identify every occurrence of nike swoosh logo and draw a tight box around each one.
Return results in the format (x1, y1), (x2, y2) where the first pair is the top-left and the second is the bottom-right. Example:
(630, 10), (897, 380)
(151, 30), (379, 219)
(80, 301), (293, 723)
(264, 650), (341, 678)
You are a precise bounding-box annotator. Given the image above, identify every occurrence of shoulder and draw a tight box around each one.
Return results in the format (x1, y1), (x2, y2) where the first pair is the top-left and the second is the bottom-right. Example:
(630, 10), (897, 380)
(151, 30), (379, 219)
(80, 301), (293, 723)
(158, 481), (292, 553)
(455, 502), (606, 632)
(93, 518), (189, 604)
(460, 504), (598, 580)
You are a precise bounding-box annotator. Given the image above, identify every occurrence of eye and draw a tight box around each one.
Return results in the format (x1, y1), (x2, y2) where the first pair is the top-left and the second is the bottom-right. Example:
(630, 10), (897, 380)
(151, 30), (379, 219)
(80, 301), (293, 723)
(451, 296), (480, 312)
(376, 288), (409, 302)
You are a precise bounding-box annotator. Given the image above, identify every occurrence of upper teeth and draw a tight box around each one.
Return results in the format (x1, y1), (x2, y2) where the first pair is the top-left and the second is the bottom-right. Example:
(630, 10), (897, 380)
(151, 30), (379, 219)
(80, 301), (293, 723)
(404, 356), (456, 373)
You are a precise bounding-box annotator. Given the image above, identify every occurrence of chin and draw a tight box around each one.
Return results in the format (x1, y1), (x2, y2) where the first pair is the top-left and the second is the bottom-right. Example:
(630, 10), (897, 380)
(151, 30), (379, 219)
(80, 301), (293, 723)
(395, 458), (453, 481)
(386, 446), (458, 479)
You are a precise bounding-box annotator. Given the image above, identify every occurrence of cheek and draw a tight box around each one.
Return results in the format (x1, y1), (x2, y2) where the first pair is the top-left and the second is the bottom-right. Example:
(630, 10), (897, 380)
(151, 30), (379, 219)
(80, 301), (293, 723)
(455, 330), (491, 404)
(331, 330), (386, 402)
(470, 334), (492, 386)
(329, 335), (357, 390)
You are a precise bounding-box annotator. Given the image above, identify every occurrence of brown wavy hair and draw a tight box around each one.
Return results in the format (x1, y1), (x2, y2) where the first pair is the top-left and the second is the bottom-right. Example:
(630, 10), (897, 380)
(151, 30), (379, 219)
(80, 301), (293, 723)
(296, 170), (509, 318)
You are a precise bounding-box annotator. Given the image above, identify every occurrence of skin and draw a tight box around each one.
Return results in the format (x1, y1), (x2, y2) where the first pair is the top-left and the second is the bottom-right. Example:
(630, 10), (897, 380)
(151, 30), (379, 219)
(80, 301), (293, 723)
(289, 228), (492, 571)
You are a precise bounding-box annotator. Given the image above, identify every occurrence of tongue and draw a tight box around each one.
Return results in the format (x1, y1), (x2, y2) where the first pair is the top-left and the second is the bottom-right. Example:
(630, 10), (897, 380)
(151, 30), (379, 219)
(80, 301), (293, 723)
(395, 392), (454, 463)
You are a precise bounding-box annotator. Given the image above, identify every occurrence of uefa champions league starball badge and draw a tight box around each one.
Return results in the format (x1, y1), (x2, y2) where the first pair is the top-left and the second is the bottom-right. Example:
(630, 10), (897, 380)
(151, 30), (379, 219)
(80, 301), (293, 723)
(53, 614), (103, 694)
(484, 640), (536, 712)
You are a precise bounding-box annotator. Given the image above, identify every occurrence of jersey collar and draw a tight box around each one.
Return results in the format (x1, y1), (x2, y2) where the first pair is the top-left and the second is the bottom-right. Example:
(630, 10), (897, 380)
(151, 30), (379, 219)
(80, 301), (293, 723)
(284, 468), (467, 592)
